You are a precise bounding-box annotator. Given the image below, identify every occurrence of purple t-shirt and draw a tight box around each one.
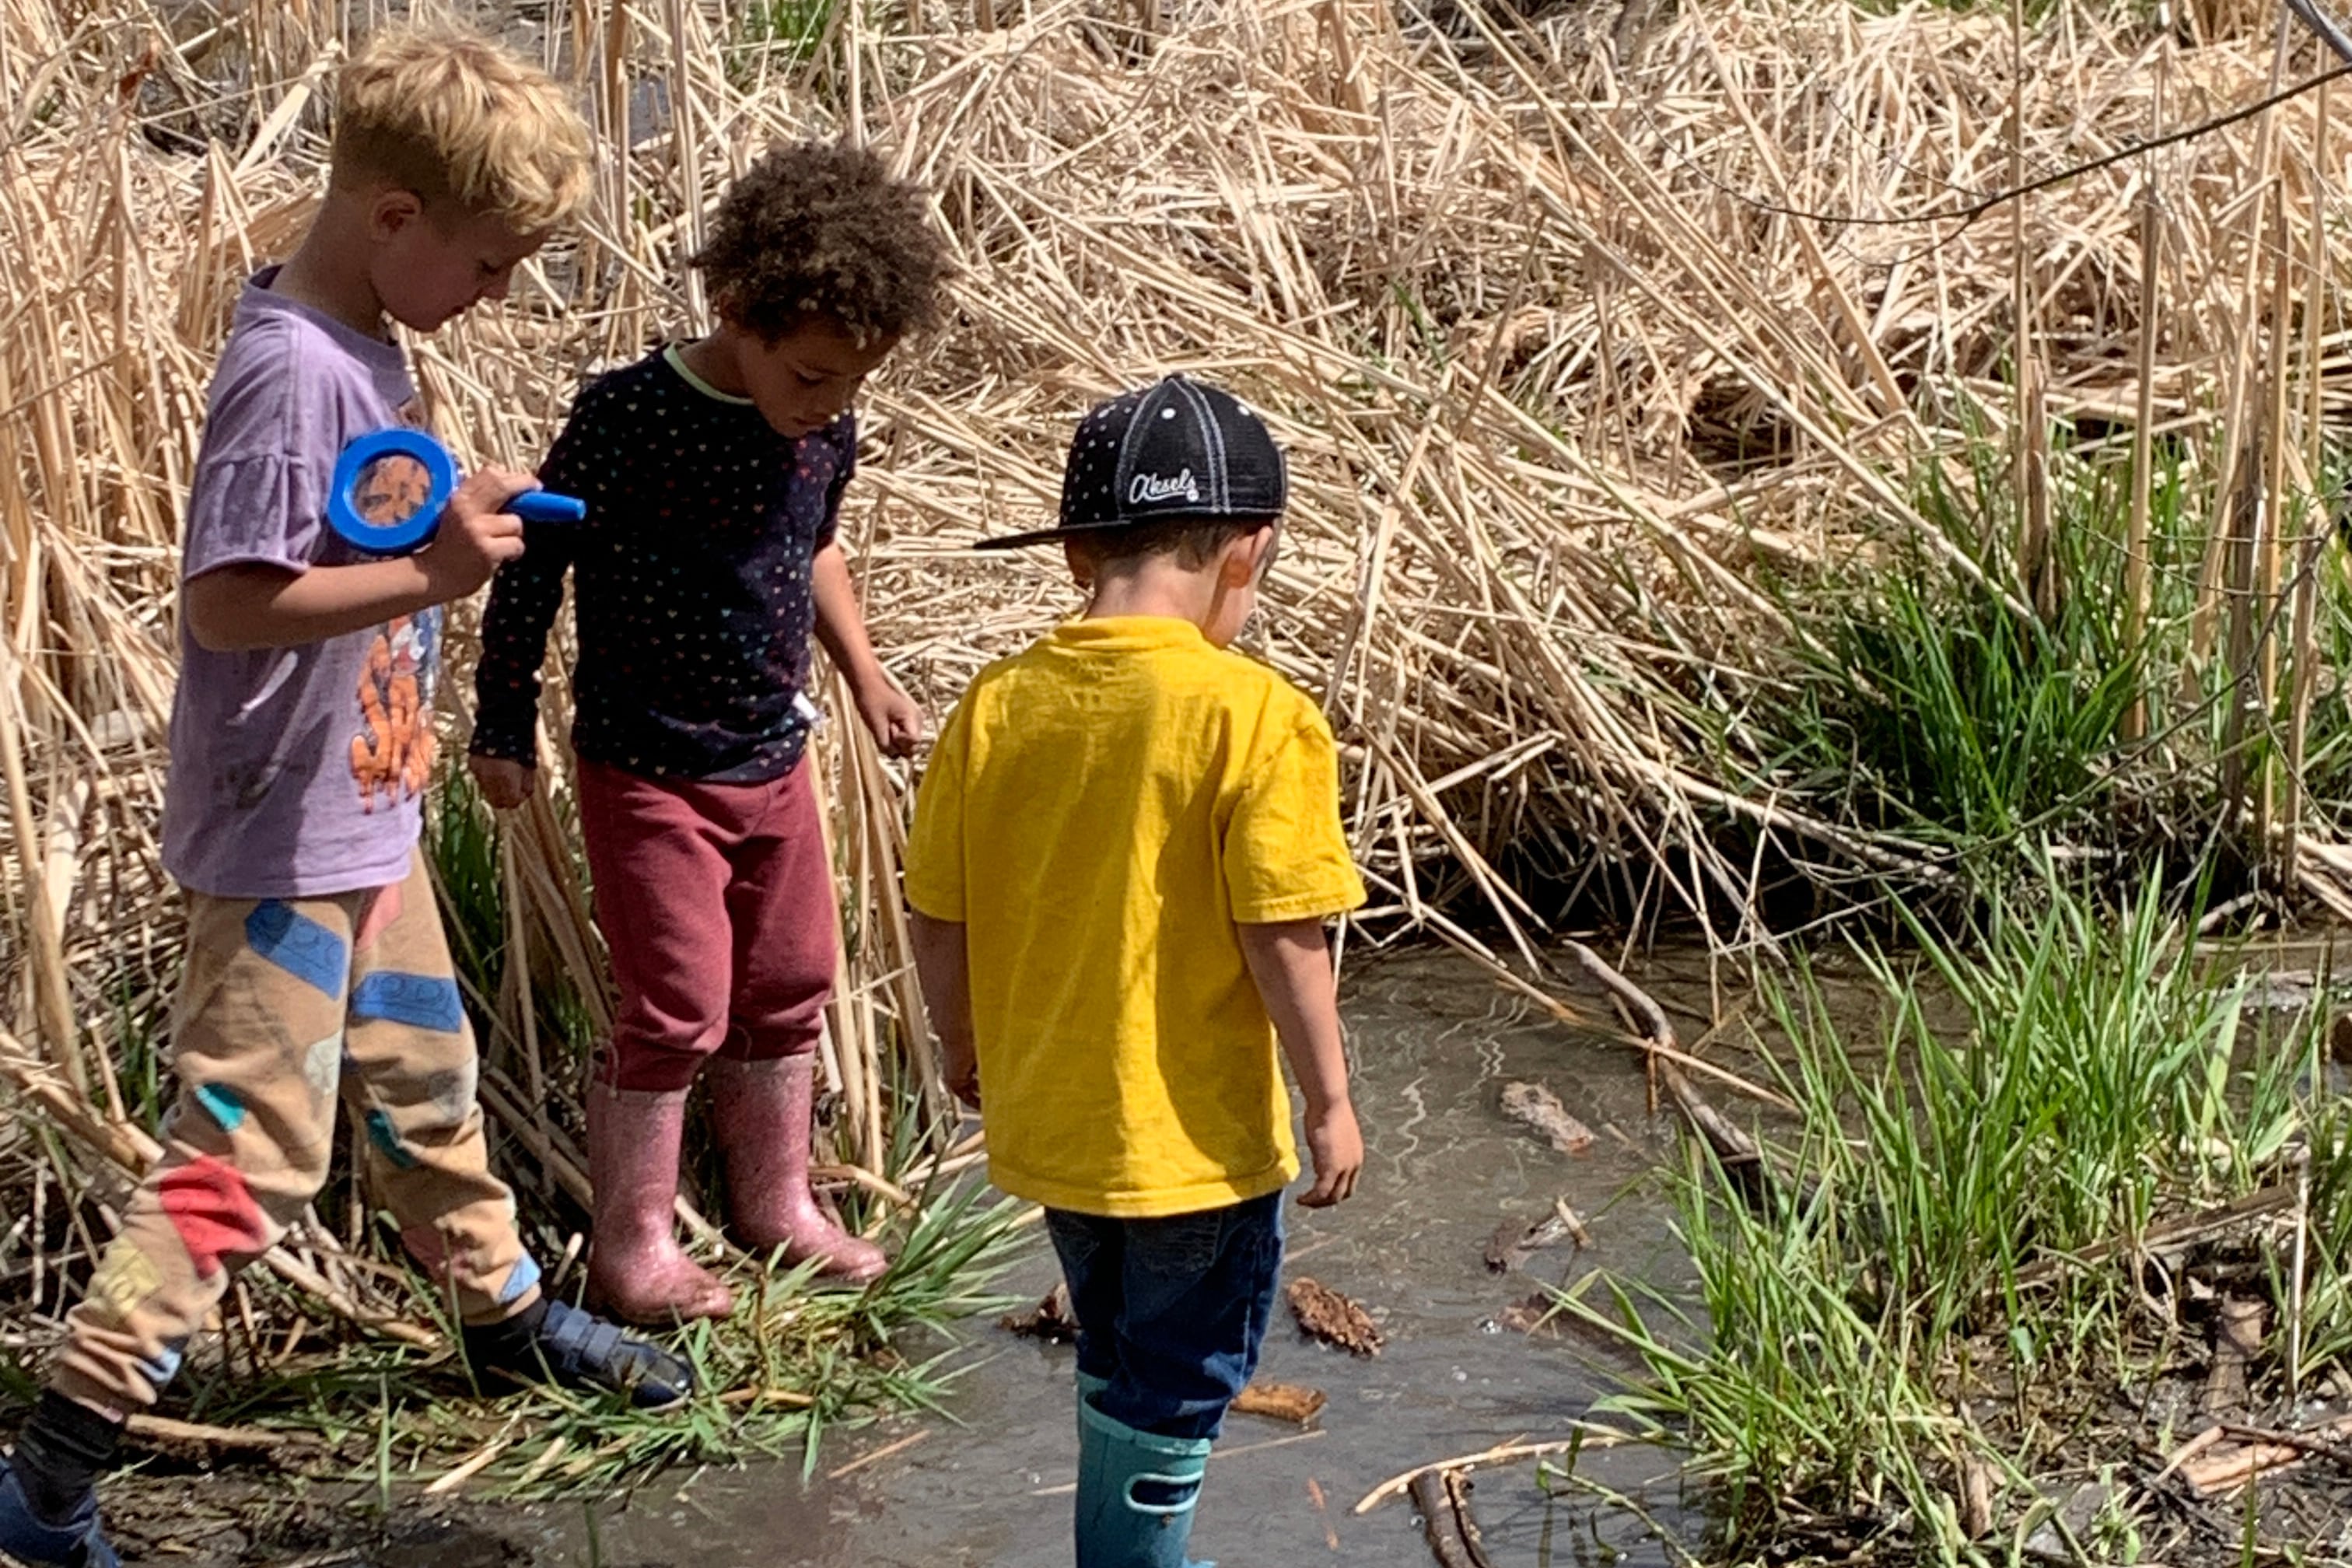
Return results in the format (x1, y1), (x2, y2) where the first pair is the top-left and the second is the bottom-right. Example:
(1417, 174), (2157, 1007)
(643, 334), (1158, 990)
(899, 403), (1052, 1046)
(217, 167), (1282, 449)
(160, 269), (442, 898)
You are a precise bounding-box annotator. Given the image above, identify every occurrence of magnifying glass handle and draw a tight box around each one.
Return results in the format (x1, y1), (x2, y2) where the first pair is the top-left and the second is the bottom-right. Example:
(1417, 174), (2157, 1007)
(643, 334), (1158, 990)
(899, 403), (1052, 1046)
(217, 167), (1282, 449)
(508, 489), (586, 524)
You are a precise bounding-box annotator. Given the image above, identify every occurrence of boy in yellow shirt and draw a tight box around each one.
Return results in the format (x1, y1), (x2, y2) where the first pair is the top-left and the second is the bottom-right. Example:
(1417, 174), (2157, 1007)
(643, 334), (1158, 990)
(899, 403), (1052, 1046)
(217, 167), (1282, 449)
(905, 376), (1365, 1568)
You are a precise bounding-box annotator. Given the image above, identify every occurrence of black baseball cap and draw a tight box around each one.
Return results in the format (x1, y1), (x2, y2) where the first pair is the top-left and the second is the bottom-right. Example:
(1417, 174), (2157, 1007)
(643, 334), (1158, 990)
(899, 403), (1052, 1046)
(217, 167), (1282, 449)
(975, 374), (1288, 551)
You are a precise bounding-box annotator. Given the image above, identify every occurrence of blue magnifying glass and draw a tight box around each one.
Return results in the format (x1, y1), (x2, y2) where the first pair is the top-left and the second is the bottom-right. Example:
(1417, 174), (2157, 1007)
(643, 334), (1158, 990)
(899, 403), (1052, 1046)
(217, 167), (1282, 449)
(325, 429), (585, 556)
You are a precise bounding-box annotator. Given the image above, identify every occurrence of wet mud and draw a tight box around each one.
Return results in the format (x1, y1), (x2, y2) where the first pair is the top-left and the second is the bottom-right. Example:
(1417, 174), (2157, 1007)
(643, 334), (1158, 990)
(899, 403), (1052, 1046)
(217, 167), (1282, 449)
(103, 944), (1737, 1565)
(555, 946), (1717, 1566)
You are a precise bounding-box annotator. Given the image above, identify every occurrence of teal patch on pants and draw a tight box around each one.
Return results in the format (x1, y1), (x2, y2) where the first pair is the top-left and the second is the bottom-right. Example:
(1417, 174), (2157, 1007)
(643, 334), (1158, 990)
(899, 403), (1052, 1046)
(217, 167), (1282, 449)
(193, 1083), (247, 1133)
(365, 1108), (420, 1171)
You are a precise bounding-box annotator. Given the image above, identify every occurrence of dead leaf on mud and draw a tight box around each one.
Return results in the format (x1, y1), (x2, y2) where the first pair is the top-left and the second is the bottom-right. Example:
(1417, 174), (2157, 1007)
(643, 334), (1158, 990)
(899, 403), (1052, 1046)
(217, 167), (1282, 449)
(1493, 1293), (1559, 1337)
(1287, 1276), (1384, 1356)
(1001, 1283), (1077, 1342)
(1231, 1381), (1328, 1423)
(1484, 1199), (1591, 1272)
(1500, 1081), (1596, 1155)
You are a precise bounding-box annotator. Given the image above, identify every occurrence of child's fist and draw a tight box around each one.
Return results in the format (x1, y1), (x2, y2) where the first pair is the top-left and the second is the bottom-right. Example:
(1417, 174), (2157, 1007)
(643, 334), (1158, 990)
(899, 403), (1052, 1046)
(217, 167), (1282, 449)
(422, 467), (533, 598)
(855, 677), (925, 759)
(1299, 1101), (1363, 1209)
(470, 754), (536, 811)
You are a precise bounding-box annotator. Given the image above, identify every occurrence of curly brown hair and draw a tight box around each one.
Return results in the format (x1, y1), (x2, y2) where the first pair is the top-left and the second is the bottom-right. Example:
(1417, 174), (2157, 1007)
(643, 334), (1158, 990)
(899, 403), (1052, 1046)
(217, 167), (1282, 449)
(691, 141), (950, 345)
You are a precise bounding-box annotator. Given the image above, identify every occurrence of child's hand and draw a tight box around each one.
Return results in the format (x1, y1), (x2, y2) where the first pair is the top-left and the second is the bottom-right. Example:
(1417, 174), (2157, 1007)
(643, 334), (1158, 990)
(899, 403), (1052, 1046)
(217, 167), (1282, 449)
(854, 677), (925, 759)
(470, 754), (536, 810)
(1299, 1099), (1363, 1208)
(421, 467), (531, 599)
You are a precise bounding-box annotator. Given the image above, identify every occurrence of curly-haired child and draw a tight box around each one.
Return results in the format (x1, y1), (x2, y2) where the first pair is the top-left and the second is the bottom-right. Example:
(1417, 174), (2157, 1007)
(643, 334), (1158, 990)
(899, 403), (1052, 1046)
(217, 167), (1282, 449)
(0, 29), (695, 1568)
(468, 141), (952, 1322)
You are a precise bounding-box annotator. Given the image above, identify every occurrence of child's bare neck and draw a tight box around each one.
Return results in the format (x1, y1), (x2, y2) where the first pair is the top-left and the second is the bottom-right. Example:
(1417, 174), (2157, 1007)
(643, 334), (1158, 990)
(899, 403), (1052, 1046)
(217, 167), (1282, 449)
(676, 335), (748, 395)
(1085, 566), (1216, 635)
(270, 200), (392, 340)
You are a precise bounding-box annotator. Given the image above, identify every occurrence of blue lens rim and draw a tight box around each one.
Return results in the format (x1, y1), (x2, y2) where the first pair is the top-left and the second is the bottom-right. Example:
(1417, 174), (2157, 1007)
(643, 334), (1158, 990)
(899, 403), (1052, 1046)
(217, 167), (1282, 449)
(325, 429), (457, 555)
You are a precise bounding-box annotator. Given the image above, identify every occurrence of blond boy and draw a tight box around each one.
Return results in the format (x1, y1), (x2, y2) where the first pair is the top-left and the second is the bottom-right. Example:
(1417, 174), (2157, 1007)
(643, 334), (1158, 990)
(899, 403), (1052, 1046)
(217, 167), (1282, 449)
(0, 31), (689, 1568)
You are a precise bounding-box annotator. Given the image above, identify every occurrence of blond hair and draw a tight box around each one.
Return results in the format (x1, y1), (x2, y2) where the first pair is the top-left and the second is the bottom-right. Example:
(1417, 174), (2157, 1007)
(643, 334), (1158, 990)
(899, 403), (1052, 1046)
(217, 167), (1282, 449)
(331, 24), (591, 233)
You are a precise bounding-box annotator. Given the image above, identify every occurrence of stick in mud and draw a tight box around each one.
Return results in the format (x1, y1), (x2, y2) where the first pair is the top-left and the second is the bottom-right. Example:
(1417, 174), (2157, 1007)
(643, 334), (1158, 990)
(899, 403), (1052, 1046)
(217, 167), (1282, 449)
(1554, 939), (1787, 1208)
(1407, 1468), (1497, 1568)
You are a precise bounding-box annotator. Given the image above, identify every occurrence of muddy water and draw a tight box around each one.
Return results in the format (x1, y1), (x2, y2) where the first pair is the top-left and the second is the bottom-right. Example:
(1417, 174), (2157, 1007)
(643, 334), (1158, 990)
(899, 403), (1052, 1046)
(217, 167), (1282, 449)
(542, 946), (1725, 1566)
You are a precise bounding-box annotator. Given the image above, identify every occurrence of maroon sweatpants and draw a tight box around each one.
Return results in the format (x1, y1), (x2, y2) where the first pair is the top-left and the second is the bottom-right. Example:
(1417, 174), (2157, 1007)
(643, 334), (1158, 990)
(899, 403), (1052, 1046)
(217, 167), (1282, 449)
(576, 758), (837, 1093)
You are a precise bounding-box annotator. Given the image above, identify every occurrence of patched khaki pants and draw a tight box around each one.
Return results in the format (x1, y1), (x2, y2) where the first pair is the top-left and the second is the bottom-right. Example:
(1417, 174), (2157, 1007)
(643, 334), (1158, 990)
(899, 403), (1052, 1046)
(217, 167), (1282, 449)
(53, 849), (539, 1412)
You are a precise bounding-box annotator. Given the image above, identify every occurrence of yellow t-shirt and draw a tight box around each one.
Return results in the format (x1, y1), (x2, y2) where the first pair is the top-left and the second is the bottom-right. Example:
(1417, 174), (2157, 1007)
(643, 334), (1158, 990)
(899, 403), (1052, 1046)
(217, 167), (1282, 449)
(904, 616), (1367, 1218)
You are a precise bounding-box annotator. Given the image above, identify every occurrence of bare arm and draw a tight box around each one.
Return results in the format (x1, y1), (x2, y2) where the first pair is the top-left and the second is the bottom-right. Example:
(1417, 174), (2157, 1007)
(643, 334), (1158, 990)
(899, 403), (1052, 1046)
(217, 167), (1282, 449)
(813, 539), (922, 758)
(187, 558), (450, 653)
(1237, 918), (1363, 1207)
(184, 467), (530, 653)
(909, 910), (980, 1108)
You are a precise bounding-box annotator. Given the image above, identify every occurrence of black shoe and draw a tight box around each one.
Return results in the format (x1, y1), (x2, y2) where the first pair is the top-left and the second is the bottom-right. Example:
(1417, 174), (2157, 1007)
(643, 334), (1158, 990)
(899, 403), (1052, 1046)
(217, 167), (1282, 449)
(471, 1299), (696, 1410)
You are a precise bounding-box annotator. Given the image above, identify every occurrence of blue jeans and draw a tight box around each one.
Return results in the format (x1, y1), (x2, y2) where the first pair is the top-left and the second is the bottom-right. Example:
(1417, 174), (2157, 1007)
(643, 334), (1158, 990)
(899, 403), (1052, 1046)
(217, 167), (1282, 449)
(1045, 1192), (1285, 1441)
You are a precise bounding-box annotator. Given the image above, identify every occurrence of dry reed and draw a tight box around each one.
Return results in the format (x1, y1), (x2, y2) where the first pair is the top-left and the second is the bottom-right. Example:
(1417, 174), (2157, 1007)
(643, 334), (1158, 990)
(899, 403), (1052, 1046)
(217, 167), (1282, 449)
(3, 0), (2350, 1354)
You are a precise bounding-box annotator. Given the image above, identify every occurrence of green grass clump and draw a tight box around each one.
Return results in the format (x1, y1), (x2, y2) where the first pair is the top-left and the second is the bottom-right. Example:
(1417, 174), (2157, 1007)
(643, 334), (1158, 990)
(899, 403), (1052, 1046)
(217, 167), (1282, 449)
(0, 1154), (1027, 1503)
(1559, 880), (2352, 1559)
(145, 1178), (1028, 1499)
(1738, 426), (2352, 913)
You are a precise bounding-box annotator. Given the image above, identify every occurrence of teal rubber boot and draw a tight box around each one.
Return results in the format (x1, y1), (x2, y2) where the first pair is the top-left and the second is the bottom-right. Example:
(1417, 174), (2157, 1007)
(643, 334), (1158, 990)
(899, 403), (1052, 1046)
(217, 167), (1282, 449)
(1076, 1370), (1110, 1446)
(1074, 1400), (1214, 1568)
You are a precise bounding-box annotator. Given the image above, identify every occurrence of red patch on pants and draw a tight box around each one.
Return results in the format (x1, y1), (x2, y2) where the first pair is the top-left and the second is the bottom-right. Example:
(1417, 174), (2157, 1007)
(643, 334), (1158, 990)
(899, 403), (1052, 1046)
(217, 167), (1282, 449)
(401, 1225), (453, 1282)
(158, 1156), (269, 1277)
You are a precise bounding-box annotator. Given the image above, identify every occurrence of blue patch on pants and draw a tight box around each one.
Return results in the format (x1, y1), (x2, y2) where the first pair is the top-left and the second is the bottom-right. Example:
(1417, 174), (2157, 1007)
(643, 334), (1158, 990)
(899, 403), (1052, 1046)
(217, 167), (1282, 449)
(365, 1108), (421, 1170)
(497, 1251), (542, 1305)
(245, 902), (347, 996)
(350, 972), (465, 1034)
(133, 1341), (185, 1391)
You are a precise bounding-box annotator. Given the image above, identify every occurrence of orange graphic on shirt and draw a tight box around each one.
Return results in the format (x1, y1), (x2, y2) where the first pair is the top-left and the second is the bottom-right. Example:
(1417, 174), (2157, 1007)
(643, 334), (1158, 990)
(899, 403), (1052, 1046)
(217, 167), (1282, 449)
(352, 613), (439, 810)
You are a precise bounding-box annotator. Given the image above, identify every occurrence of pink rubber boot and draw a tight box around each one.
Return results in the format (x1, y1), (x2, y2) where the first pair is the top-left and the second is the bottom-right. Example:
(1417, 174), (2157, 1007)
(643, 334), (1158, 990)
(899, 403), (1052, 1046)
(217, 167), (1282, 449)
(707, 1055), (887, 1284)
(586, 1082), (737, 1325)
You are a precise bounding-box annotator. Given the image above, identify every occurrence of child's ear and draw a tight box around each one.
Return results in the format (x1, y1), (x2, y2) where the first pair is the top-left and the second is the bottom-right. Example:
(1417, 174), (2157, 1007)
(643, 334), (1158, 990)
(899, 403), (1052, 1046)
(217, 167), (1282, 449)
(1220, 525), (1272, 587)
(369, 187), (425, 241)
(1064, 539), (1094, 590)
(709, 287), (747, 335)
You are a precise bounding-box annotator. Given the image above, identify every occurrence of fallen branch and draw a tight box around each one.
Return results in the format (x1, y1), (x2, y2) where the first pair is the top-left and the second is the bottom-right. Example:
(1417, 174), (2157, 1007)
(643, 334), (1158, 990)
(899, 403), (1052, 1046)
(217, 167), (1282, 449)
(1356, 1429), (1629, 1514)
(423, 1435), (511, 1496)
(2008, 1183), (2296, 1291)
(1556, 940), (1782, 1205)
(2168, 1411), (2352, 1496)
(1409, 1469), (1496, 1568)
(826, 1427), (932, 1481)
(123, 1413), (321, 1454)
